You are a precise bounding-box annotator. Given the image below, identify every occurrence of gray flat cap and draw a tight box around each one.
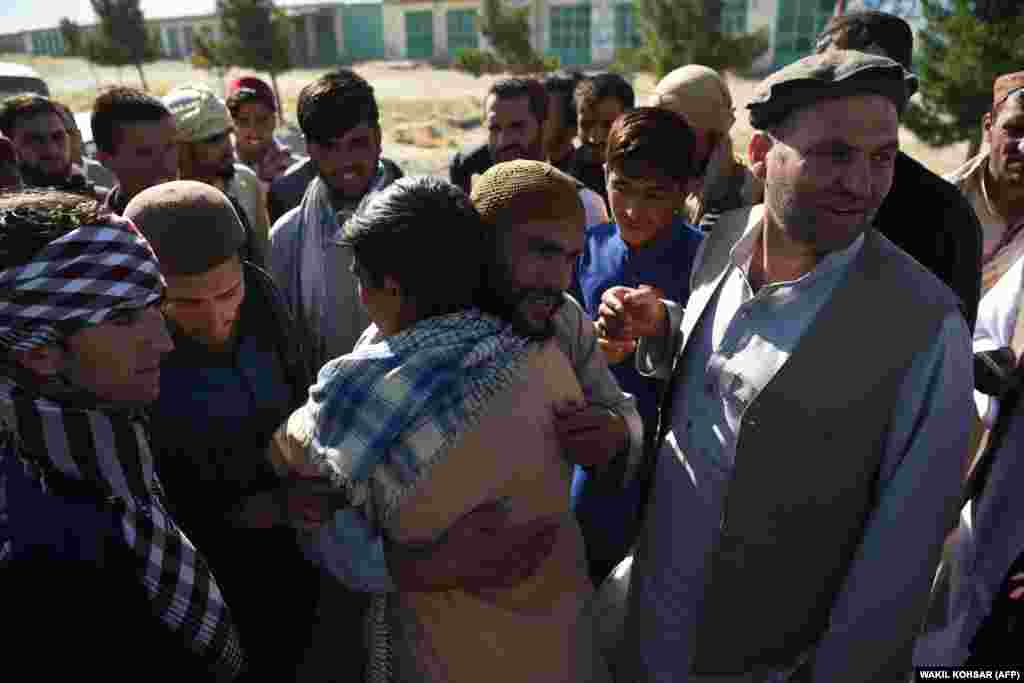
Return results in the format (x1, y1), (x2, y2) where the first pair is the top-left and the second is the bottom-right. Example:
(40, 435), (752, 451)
(747, 49), (917, 130)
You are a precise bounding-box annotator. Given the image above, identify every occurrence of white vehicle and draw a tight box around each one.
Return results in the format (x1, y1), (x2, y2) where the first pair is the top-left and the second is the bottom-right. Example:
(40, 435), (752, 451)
(0, 62), (49, 99)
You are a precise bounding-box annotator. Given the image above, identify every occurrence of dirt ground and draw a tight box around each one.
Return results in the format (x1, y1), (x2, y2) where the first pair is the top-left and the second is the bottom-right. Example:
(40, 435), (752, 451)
(4, 54), (972, 178)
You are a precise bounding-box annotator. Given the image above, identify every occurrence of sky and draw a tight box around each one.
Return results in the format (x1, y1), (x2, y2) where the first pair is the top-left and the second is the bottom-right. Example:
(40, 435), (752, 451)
(0, 0), (217, 34)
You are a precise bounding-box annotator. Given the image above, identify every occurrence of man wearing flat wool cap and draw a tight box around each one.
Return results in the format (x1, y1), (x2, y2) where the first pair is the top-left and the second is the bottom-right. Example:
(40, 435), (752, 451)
(600, 49), (973, 682)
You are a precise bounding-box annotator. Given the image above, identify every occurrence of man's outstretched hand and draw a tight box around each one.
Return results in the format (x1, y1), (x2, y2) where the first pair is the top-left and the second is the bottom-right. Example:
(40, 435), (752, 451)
(596, 285), (668, 342)
(389, 499), (562, 594)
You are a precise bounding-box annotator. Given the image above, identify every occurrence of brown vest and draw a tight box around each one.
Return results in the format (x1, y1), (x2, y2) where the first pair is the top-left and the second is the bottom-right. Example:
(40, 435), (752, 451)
(667, 206), (959, 675)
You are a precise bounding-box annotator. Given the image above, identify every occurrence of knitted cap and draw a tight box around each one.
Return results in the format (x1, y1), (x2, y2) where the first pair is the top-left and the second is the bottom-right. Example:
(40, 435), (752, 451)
(163, 84), (233, 143)
(122, 180), (247, 276)
(649, 65), (736, 134)
(748, 50), (915, 130)
(470, 160), (584, 229)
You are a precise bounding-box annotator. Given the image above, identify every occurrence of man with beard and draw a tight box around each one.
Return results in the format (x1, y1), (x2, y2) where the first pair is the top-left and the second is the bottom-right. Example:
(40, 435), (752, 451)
(569, 73), (635, 207)
(0, 189), (245, 680)
(124, 181), (318, 681)
(91, 87), (180, 215)
(814, 11), (983, 331)
(542, 70), (585, 174)
(0, 94), (102, 199)
(648, 65), (763, 233)
(449, 78), (607, 227)
(164, 84), (268, 267)
(948, 72), (1024, 297)
(266, 72), (403, 226)
(269, 69), (404, 372)
(598, 51), (972, 681)
(272, 162), (638, 679)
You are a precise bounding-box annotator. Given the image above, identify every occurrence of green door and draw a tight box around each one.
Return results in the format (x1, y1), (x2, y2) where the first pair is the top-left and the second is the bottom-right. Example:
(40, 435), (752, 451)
(406, 10), (434, 60)
(342, 4), (386, 62)
(315, 10), (340, 65)
(167, 27), (181, 59)
(549, 4), (591, 66)
(774, 0), (834, 67)
(447, 9), (479, 59)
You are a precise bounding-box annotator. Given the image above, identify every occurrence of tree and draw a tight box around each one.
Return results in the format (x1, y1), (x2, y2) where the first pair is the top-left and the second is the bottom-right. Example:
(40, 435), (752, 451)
(210, 0), (293, 124)
(86, 0), (161, 91)
(626, 0), (769, 79)
(902, 0), (1024, 158)
(59, 18), (83, 57)
(474, 0), (556, 73)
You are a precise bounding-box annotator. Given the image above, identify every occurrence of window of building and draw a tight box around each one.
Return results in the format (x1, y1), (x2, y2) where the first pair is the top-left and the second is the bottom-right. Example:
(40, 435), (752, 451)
(614, 3), (642, 50)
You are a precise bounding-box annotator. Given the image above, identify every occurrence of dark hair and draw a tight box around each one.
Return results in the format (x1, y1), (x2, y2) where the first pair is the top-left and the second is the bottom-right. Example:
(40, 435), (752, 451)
(815, 11), (913, 71)
(298, 69), (379, 144)
(606, 107), (697, 184)
(0, 190), (104, 270)
(543, 70), (585, 127)
(0, 94), (61, 138)
(91, 87), (172, 155)
(342, 176), (483, 321)
(487, 78), (549, 124)
(575, 73), (635, 113)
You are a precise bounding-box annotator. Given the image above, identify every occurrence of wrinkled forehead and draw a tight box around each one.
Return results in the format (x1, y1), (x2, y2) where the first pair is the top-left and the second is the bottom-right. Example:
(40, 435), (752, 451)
(779, 94), (899, 144)
(995, 91), (1024, 126)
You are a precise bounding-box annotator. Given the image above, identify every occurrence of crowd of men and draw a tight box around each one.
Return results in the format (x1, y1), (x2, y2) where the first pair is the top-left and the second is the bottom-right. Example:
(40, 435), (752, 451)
(1, 8), (1022, 682)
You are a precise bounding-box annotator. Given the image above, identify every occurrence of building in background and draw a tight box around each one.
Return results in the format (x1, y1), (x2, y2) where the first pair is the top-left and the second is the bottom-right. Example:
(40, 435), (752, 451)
(0, 0), (896, 69)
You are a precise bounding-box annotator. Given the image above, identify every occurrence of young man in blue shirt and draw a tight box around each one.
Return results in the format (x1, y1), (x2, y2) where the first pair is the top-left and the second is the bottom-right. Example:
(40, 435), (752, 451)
(572, 106), (705, 582)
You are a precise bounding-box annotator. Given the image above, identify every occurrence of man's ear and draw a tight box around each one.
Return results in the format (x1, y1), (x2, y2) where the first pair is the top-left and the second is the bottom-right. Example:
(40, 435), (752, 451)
(748, 131), (774, 181)
(12, 344), (65, 377)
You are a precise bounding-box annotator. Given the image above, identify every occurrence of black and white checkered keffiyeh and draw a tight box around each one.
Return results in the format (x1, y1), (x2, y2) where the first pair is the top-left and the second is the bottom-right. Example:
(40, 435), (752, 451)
(0, 215), (164, 352)
(0, 377), (246, 678)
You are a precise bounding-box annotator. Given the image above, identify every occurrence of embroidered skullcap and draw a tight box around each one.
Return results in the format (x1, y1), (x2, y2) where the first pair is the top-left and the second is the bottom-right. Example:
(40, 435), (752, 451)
(748, 49), (915, 130)
(123, 181), (247, 276)
(650, 65), (736, 134)
(470, 160), (584, 230)
(0, 201), (164, 352)
(994, 72), (1024, 110)
(163, 84), (233, 143)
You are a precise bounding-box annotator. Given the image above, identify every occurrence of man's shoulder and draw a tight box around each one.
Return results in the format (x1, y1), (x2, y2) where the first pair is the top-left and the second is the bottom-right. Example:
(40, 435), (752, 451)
(870, 230), (962, 312)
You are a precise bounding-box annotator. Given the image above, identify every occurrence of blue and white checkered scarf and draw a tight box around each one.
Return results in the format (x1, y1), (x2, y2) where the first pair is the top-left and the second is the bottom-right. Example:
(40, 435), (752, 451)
(304, 309), (531, 523)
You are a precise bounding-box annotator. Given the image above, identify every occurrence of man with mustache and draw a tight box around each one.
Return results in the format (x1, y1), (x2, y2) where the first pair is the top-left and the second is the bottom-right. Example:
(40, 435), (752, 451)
(600, 51), (972, 681)
(269, 69), (404, 372)
(124, 181), (319, 680)
(0, 94), (102, 199)
(569, 73), (635, 208)
(449, 77), (608, 227)
(814, 11), (983, 331)
(948, 71), (1024, 297)
(163, 84), (268, 269)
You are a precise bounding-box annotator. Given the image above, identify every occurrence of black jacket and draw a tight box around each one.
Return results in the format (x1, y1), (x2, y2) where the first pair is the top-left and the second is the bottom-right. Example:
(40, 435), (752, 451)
(876, 152), (983, 332)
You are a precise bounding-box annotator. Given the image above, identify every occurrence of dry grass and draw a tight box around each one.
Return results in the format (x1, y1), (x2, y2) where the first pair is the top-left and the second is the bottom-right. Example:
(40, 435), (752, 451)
(2, 53), (972, 177)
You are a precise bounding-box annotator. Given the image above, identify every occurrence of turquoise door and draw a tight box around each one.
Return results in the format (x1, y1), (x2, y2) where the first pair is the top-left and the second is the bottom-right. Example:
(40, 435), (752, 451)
(447, 9), (479, 59)
(405, 10), (434, 60)
(343, 4), (386, 62)
(549, 4), (591, 66)
(167, 27), (181, 58)
(774, 0), (834, 67)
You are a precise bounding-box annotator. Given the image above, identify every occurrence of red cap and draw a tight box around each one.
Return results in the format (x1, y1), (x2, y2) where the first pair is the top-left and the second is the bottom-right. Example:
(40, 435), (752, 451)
(226, 76), (277, 112)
